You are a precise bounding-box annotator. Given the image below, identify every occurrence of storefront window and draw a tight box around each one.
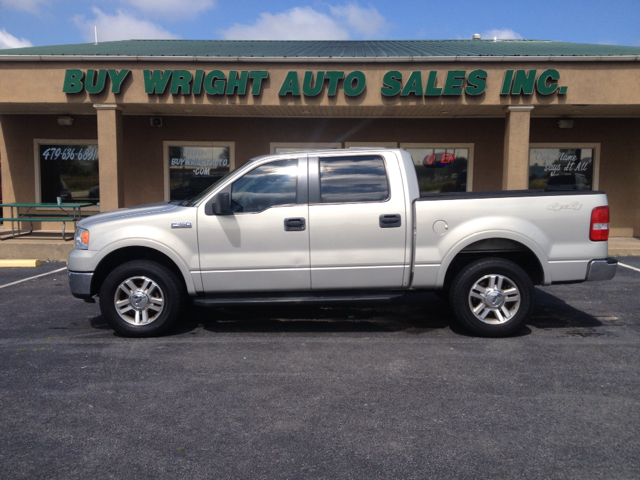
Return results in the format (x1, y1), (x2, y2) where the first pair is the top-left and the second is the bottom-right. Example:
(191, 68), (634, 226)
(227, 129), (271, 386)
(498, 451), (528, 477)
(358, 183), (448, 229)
(168, 145), (231, 201)
(403, 146), (471, 194)
(529, 147), (595, 191)
(38, 143), (99, 205)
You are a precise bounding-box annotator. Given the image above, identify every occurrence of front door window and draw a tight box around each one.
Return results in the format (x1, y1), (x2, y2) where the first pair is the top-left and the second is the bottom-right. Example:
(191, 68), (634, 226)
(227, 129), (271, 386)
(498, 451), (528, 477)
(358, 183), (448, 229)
(231, 159), (298, 213)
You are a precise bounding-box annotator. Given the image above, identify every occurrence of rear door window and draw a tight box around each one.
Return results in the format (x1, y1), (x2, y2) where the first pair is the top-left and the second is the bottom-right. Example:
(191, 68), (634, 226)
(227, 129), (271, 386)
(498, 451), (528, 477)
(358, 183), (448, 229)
(318, 155), (389, 203)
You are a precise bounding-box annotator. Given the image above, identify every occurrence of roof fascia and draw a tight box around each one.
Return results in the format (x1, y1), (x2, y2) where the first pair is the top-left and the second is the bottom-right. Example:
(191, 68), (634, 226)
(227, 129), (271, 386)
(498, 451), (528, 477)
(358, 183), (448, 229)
(0, 55), (639, 63)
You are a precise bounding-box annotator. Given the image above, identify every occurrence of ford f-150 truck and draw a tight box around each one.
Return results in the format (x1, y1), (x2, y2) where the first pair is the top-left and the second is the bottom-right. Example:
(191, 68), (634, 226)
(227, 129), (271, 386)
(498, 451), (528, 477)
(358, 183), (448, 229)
(68, 148), (617, 338)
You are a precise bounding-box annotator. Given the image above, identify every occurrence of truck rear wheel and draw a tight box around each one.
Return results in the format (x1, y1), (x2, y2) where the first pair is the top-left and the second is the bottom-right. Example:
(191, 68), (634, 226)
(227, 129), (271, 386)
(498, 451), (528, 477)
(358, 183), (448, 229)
(99, 260), (185, 337)
(449, 258), (534, 337)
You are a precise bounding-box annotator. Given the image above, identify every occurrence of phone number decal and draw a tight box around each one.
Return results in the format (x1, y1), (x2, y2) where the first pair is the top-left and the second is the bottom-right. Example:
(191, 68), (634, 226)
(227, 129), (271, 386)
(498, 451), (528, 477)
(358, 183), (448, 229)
(41, 146), (98, 161)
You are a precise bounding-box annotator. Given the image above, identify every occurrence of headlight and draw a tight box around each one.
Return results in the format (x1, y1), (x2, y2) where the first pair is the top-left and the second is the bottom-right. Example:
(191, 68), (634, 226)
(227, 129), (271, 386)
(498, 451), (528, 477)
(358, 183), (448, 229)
(74, 227), (90, 250)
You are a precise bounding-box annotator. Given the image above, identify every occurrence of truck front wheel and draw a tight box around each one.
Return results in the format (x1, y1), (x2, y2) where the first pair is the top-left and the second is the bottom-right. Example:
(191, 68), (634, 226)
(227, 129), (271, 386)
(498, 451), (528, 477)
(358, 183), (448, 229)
(99, 260), (185, 337)
(449, 258), (534, 337)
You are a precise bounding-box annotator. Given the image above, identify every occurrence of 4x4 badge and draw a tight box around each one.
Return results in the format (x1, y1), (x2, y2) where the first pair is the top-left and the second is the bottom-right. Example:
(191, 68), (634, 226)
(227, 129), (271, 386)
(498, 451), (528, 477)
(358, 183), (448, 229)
(547, 202), (582, 211)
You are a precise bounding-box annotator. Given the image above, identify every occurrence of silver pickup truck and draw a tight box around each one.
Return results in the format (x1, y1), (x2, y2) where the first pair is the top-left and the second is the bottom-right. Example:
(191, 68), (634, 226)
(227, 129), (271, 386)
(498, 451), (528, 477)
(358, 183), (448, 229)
(68, 148), (617, 338)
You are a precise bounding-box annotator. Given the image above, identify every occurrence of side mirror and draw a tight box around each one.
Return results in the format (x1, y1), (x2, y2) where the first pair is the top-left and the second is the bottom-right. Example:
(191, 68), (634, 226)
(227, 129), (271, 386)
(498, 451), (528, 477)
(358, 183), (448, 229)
(208, 192), (231, 215)
(214, 192), (232, 215)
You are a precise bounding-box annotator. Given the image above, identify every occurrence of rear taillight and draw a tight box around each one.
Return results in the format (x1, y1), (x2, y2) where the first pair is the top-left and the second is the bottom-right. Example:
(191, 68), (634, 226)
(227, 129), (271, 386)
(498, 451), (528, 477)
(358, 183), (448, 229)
(590, 206), (610, 241)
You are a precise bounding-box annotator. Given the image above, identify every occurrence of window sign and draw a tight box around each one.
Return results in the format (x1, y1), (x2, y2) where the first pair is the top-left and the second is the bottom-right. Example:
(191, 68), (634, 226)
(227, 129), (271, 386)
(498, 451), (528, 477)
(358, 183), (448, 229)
(169, 146), (230, 201)
(405, 147), (469, 194)
(39, 144), (99, 204)
(529, 148), (594, 191)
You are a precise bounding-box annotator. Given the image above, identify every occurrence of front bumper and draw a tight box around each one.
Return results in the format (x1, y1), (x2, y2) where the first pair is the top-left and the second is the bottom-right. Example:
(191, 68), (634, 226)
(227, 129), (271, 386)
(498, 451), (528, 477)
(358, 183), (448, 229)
(586, 257), (617, 281)
(68, 271), (93, 299)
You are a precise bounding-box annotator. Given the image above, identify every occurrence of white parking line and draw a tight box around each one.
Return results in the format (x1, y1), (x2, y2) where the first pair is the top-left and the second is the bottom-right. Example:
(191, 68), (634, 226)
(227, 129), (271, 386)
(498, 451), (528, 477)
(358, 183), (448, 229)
(0, 267), (67, 290)
(619, 262), (640, 273)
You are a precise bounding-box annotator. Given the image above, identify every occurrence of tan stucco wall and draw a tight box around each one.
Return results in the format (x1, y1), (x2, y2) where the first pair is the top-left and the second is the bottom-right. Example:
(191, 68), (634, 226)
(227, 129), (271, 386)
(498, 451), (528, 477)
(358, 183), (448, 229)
(1, 54), (638, 234)
(529, 117), (640, 236)
(1, 60), (640, 110)
(2, 113), (638, 234)
(0, 114), (97, 223)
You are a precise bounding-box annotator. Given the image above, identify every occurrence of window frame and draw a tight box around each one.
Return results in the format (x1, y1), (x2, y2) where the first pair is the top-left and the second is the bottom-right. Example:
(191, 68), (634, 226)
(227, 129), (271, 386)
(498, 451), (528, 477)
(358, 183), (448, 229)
(270, 142), (341, 154)
(400, 143), (475, 192)
(528, 143), (600, 191)
(163, 141), (235, 202)
(344, 142), (398, 148)
(33, 138), (100, 211)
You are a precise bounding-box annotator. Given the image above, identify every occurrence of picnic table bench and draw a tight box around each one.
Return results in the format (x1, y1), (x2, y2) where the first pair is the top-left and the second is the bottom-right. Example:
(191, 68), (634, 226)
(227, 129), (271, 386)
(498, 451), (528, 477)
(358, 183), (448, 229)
(0, 202), (94, 240)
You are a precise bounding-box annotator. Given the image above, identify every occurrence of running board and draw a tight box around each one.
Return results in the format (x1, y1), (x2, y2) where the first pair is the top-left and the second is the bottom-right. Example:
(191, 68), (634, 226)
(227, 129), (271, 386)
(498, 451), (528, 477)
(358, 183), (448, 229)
(193, 291), (406, 307)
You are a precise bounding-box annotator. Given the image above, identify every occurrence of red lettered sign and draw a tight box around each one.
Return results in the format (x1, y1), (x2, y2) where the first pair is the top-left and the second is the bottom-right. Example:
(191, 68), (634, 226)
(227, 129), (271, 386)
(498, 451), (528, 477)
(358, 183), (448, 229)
(423, 153), (456, 168)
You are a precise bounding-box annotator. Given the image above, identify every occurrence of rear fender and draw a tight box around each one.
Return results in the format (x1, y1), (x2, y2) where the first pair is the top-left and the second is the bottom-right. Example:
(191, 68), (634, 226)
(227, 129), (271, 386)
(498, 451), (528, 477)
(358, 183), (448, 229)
(437, 230), (550, 287)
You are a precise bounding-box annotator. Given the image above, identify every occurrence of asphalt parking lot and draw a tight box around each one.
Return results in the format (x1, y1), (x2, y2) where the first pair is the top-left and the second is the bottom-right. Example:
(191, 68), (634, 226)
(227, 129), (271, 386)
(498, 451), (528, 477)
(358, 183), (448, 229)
(1, 259), (639, 479)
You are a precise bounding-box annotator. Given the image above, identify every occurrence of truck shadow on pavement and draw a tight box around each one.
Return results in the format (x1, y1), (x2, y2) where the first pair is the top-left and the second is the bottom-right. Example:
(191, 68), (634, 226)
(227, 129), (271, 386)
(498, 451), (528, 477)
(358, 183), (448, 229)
(529, 288), (604, 332)
(181, 288), (601, 336)
(184, 293), (452, 335)
(89, 289), (604, 337)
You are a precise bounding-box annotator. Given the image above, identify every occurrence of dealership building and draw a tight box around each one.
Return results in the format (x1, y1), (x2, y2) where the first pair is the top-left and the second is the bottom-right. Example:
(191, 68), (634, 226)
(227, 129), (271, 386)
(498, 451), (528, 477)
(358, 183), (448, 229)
(0, 39), (639, 237)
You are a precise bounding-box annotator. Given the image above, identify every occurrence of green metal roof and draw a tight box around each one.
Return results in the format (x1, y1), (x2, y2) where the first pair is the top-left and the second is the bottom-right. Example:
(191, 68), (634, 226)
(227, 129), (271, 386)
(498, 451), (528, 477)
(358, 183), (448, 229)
(1, 39), (639, 58)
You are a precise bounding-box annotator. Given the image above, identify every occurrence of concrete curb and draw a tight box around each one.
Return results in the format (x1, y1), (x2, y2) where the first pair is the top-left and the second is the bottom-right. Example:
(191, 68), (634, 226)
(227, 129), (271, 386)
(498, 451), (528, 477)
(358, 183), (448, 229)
(608, 237), (640, 257)
(0, 259), (42, 267)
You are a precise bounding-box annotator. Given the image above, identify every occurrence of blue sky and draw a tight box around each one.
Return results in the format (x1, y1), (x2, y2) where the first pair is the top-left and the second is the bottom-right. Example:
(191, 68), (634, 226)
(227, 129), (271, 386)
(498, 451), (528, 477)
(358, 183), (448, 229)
(1, 0), (639, 49)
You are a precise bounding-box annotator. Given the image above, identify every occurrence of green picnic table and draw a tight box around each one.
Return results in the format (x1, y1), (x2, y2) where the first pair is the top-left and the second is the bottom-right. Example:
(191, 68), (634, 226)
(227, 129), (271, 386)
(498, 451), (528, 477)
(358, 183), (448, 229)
(0, 202), (94, 240)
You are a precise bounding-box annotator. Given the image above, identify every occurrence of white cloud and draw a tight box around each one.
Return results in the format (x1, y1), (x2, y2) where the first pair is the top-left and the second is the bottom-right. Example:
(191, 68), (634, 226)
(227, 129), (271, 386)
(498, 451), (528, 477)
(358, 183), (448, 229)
(0, 28), (33, 49)
(74, 7), (180, 42)
(221, 6), (349, 40)
(0, 0), (48, 14)
(125, 0), (215, 19)
(220, 4), (390, 40)
(329, 4), (389, 39)
(482, 28), (524, 40)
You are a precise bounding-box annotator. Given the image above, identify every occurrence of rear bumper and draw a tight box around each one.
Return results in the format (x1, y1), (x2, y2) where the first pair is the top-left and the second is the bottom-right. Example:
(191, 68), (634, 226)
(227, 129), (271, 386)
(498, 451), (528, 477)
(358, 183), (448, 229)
(586, 257), (617, 281)
(68, 271), (93, 299)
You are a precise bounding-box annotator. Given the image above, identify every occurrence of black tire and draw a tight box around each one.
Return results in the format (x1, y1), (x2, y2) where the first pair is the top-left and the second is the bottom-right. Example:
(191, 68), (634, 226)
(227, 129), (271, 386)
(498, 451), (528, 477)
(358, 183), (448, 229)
(449, 258), (534, 337)
(99, 260), (185, 337)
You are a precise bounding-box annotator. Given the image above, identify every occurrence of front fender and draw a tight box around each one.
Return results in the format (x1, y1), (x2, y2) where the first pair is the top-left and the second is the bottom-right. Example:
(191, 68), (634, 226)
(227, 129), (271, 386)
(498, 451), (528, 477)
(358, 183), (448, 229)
(90, 238), (200, 295)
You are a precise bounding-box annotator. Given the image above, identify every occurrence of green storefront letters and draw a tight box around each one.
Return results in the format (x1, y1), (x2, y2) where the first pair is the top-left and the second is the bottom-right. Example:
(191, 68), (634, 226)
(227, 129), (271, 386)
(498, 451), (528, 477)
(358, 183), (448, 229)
(63, 69), (568, 98)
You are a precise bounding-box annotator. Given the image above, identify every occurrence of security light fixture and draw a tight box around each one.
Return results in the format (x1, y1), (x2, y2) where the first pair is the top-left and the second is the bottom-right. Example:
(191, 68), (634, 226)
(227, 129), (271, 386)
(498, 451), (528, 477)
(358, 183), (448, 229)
(558, 119), (574, 129)
(57, 116), (74, 126)
(150, 117), (163, 127)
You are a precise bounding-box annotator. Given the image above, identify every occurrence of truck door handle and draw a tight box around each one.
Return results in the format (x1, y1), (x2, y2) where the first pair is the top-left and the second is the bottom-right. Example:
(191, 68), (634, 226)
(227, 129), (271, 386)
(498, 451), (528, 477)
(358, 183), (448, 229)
(284, 217), (306, 231)
(379, 214), (401, 228)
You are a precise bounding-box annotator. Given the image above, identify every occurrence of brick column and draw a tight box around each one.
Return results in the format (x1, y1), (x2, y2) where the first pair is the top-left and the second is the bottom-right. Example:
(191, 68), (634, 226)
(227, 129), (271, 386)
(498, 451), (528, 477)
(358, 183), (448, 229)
(502, 106), (534, 190)
(94, 104), (124, 212)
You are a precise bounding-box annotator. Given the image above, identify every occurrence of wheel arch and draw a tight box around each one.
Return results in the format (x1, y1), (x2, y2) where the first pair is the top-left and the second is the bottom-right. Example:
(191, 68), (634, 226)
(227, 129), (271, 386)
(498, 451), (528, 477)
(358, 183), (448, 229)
(90, 244), (196, 297)
(437, 232), (549, 290)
